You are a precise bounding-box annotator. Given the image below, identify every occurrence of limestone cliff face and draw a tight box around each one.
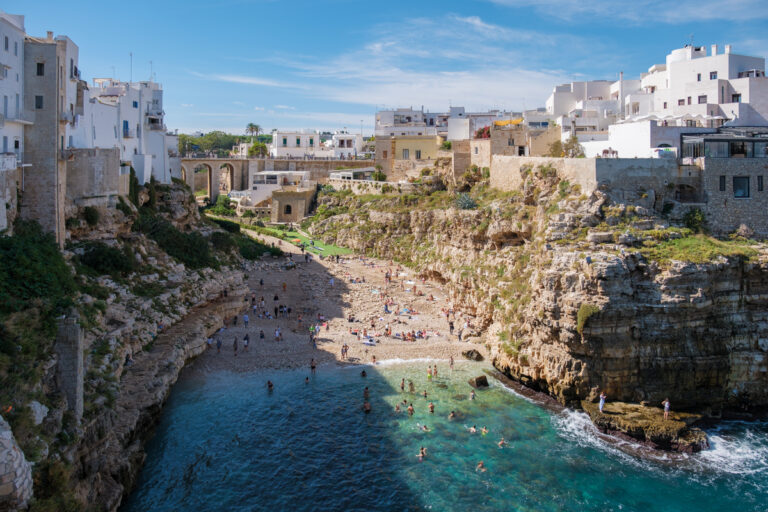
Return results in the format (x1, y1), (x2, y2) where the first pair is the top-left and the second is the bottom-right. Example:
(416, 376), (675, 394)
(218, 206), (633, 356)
(310, 181), (768, 415)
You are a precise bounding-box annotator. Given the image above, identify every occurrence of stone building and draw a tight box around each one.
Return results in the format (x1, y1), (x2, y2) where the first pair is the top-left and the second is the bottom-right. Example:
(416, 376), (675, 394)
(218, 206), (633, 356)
(270, 187), (315, 223)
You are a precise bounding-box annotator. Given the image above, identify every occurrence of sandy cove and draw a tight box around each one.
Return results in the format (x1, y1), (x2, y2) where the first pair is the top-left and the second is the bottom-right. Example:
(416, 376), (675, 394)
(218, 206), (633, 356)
(193, 234), (487, 373)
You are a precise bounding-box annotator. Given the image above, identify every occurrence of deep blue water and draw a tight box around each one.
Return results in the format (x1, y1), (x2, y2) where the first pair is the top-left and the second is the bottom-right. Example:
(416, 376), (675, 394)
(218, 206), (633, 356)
(121, 361), (768, 512)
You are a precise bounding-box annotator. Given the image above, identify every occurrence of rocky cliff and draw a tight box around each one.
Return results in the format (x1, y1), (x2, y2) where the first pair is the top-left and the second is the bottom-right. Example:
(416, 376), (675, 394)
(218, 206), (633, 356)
(308, 171), (768, 417)
(0, 181), (275, 511)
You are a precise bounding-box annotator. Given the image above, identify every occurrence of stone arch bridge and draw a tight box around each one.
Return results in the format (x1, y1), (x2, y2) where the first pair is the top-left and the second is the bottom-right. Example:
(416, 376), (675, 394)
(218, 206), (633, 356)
(180, 158), (249, 203)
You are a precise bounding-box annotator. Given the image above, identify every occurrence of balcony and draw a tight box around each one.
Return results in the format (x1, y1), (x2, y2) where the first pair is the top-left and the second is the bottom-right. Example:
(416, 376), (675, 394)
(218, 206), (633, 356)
(122, 128), (136, 138)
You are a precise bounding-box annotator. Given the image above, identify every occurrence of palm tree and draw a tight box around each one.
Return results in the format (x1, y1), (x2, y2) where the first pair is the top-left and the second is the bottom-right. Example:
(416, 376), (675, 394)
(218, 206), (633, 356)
(246, 123), (261, 142)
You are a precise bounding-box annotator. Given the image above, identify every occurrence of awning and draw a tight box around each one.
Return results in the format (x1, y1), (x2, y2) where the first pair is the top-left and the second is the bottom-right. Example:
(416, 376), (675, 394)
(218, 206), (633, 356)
(493, 118), (524, 126)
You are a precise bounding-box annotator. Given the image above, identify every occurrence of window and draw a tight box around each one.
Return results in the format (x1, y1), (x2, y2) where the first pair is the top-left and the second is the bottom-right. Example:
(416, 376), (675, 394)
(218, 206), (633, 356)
(282, 137), (287, 147)
(678, 99), (685, 106)
(755, 142), (768, 158)
(705, 141), (729, 157)
(732, 94), (742, 103)
(697, 73), (701, 82)
(719, 176), (726, 191)
(733, 176), (750, 198)
(415, 149), (421, 159)
(309, 138), (314, 146)
(34, 95), (43, 109)
(3, 37), (7, 51)
(730, 141), (752, 158)
(698, 95), (707, 104)
(2, 137), (7, 153)
(687, 97), (692, 105)
(402, 149), (409, 159)
(759, 176), (764, 192)
(663, 102), (668, 109)
(132, 101), (138, 108)
(36, 63), (44, 76)
(710, 71), (718, 80)
(284, 204), (292, 215)
(382, 150), (387, 159)
(474, 146), (478, 155)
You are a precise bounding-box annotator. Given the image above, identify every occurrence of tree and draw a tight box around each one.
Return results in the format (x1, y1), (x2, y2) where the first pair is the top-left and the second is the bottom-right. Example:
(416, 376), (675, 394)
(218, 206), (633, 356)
(371, 170), (387, 181)
(562, 135), (585, 158)
(546, 140), (564, 157)
(248, 142), (268, 158)
(241, 210), (256, 225)
(246, 123), (261, 142)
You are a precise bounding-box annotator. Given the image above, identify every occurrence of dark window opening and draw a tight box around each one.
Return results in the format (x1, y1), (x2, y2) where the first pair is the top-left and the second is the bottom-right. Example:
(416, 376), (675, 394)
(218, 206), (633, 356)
(36, 63), (44, 76)
(759, 176), (764, 192)
(719, 176), (726, 191)
(733, 176), (750, 198)
(284, 204), (292, 215)
(34, 95), (43, 109)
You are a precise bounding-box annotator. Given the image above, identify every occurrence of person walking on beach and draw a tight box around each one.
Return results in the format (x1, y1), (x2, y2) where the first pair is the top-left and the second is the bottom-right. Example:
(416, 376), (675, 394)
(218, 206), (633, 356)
(662, 398), (671, 420)
(243, 334), (249, 352)
(401, 378), (405, 392)
(449, 356), (454, 371)
(311, 359), (317, 374)
(599, 391), (607, 413)
(243, 313), (249, 328)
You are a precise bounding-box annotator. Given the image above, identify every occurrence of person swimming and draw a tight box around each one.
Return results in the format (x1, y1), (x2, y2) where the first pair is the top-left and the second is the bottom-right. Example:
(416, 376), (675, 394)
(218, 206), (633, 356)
(469, 425), (477, 433)
(498, 437), (507, 448)
(481, 426), (489, 436)
(395, 404), (401, 413)
(448, 411), (456, 420)
(475, 461), (486, 472)
(267, 380), (274, 392)
(363, 387), (370, 399)
(423, 390), (428, 398)
(363, 401), (371, 413)
(408, 380), (415, 393)
(305, 377), (309, 384)
(361, 370), (367, 378)
(428, 402), (435, 413)
(421, 424), (430, 432)
(407, 403), (414, 416)
(470, 390), (476, 400)
(418, 446), (427, 461)
(400, 378), (405, 391)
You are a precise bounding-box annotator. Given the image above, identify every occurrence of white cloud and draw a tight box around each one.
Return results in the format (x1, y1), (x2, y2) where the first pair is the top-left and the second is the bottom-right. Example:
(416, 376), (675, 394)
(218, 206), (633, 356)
(253, 106), (265, 111)
(181, 103), (194, 108)
(488, 0), (768, 23)
(274, 104), (296, 110)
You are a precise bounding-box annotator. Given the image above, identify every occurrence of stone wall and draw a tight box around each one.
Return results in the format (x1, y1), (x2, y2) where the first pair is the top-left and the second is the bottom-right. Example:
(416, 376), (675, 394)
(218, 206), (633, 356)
(451, 140), (472, 183)
(470, 139), (491, 169)
(194, 170), (208, 192)
(55, 314), (84, 423)
(0, 417), (32, 510)
(0, 168), (20, 233)
(326, 178), (431, 196)
(701, 158), (768, 235)
(66, 148), (120, 207)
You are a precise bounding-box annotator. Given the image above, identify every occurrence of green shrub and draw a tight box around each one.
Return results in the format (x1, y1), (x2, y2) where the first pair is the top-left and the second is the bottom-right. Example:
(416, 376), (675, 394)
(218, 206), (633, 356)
(131, 281), (165, 297)
(455, 193), (478, 210)
(210, 231), (236, 252)
(128, 168), (140, 206)
(577, 303), (601, 334)
(212, 218), (240, 233)
(683, 208), (706, 233)
(79, 242), (136, 276)
(116, 196), (132, 216)
(208, 195), (236, 216)
(147, 176), (158, 210)
(371, 170), (387, 182)
(0, 220), (76, 314)
(83, 206), (99, 227)
(441, 141), (452, 150)
(381, 184), (394, 194)
(133, 211), (215, 268)
(65, 217), (80, 229)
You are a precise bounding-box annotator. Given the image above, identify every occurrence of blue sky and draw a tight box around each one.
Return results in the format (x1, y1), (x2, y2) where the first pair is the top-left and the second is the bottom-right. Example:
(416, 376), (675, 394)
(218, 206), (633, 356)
(9, 0), (768, 135)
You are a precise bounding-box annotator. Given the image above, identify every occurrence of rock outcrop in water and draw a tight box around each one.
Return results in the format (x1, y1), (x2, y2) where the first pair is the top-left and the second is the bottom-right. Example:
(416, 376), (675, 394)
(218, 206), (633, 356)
(308, 170), (768, 430)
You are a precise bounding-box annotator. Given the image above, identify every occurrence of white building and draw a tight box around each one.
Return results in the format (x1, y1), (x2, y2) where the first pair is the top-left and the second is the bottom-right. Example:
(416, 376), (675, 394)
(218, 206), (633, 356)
(635, 44), (768, 126)
(229, 170), (313, 211)
(0, 10), (31, 169)
(87, 78), (179, 183)
(331, 131), (362, 159)
(269, 130), (333, 159)
(375, 106), (520, 140)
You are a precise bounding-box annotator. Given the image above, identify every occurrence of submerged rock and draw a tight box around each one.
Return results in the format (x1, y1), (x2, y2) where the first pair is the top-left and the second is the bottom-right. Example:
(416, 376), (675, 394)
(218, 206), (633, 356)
(462, 349), (484, 362)
(581, 400), (709, 453)
(468, 376), (489, 388)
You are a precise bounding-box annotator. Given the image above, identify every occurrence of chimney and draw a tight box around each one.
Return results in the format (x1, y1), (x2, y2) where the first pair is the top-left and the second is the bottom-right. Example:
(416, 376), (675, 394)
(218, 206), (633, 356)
(711, 44), (718, 56)
(46, 31), (53, 41)
(725, 44), (732, 54)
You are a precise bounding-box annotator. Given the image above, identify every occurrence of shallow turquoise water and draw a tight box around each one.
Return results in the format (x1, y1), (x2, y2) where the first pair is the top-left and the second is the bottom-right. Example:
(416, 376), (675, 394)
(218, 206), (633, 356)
(121, 361), (768, 512)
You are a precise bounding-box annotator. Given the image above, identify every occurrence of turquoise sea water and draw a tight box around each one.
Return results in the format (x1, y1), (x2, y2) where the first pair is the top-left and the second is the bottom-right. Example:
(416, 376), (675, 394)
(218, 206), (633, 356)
(121, 361), (768, 512)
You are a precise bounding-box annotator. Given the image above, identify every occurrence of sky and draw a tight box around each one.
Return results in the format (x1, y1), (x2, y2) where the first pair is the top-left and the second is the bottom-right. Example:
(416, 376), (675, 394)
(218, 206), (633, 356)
(8, 0), (768, 135)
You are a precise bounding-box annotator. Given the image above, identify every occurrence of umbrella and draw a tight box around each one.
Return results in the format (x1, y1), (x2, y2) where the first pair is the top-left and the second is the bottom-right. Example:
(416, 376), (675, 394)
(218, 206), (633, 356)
(292, 238), (302, 243)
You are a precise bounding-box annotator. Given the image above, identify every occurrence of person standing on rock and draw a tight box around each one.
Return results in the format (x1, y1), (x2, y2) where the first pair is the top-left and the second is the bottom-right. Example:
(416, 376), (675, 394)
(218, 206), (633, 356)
(216, 338), (222, 354)
(599, 391), (607, 413)
(662, 398), (671, 420)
